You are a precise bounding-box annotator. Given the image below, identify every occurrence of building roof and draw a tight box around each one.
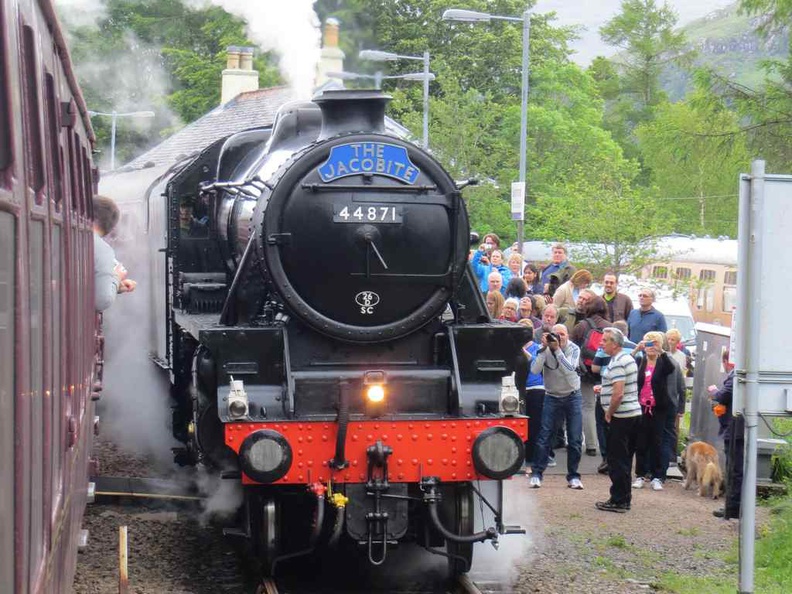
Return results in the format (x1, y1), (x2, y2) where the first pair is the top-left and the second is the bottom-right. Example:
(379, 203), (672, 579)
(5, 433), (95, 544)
(119, 85), (297, 172)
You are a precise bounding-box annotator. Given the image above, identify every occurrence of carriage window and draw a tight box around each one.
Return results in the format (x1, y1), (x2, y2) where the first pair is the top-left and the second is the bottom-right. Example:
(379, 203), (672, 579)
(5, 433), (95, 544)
(0, 212), (14, 594)
(82, 149), (92, 210)
(72, 132), (84, 215)
(724, 271), (737, 286)
(696, 285), (716, 313)
(675, 267), (691, 280)
(699, 269), (716, 282)
(67, 132), (78, 213)
(723, 286), (737, 313)
(45, 73), (63, 206)
(50, 225), (63, 508)
(28, 220), (44, 580)
(651, 266), (668, 279)
(0, 5), (12, 175)
(21, 25), (45, 195)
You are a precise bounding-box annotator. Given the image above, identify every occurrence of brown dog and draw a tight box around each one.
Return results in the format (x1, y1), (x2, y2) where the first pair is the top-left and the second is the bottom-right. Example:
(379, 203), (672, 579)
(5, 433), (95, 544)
(681, 441), (723, 499)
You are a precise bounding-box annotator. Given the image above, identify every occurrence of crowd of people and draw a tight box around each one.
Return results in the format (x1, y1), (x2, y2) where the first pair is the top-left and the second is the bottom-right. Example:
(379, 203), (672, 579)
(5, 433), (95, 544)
(473, 236), (693, 512)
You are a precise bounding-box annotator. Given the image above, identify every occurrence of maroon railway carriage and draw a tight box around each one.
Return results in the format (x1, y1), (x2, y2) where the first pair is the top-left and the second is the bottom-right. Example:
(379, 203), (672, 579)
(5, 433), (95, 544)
(0, 0), (98, 592)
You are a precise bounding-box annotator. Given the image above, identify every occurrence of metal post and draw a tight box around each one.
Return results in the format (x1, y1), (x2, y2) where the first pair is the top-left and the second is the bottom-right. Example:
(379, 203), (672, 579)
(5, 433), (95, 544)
(423, 51), (430, 149)
(738, 159), (765, 593)
(517, 9), (530, 249)
(110, 111), (118, 171)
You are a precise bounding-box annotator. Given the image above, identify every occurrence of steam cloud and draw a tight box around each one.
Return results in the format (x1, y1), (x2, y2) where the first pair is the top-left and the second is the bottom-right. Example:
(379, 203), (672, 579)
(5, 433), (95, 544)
(99, 224), (177, 467)
(202, 0), (321, 99)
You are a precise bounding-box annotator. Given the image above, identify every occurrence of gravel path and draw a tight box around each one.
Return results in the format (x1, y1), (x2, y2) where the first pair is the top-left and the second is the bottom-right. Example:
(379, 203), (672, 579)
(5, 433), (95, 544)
(509, 472), (756, 593)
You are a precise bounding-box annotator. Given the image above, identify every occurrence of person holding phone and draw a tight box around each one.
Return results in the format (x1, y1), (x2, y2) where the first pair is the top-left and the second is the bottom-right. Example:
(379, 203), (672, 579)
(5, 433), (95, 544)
(631, 332), (677, 491)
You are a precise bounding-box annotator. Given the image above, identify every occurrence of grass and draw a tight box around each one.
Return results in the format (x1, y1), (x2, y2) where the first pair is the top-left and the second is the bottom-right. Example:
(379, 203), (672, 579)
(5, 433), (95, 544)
(654, 497), (792, 593)
(605, 534), (630, 549)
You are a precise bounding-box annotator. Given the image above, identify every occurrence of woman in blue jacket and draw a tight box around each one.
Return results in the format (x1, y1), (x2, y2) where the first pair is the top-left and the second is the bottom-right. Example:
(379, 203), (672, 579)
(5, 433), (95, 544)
(471, 245), (512, 293)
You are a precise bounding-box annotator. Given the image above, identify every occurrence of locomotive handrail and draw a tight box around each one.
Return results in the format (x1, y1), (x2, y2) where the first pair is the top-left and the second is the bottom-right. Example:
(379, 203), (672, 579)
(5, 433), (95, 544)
(447, 330), (464, 408)
(219, 230), (256, 326)
(291, 369), (451, 380)
(301, 183), (437, 193)
(282, 328), (296, 416)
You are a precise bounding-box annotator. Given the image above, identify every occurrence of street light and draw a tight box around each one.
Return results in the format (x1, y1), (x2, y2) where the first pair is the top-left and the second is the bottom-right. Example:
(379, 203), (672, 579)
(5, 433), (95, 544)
(443, 7), (530, 248)
(87, 110), (156, 171)
(359, 49), (432, 149)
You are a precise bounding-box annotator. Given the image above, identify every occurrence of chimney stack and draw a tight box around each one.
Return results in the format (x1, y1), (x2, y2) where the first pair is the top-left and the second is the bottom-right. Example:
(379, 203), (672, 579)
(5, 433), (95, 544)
(221, 45), (259, 106)
(315, 18), (345, 88)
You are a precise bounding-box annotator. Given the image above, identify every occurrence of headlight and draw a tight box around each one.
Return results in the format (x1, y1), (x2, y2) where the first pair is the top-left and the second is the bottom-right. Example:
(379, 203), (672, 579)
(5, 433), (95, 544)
(366, 384), (385, 403)
(472, 427), (525, 480)
(238, 430), (292, 483)
(228, 378), (249, 419)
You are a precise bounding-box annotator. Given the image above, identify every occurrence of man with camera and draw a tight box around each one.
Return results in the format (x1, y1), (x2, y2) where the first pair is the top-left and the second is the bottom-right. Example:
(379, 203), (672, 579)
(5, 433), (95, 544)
(525, 324), (584, 490)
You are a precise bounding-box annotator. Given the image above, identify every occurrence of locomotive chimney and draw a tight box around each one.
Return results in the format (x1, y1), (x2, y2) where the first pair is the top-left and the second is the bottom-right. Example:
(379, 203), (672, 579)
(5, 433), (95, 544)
(221, 45), (259, 106)
(315, 18), (345, 87)
(313, 90), (389, 140)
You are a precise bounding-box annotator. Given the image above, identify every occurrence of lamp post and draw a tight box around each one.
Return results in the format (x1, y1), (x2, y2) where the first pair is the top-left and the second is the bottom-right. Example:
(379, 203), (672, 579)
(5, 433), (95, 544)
(87, 110), (156, 171)
(442, 8), (530, 249)
(358, 50), (432, 149)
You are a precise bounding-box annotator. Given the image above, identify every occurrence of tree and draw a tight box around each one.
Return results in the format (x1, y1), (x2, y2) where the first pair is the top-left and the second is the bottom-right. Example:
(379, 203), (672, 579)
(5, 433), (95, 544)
(527, 176), (671, 275)
(636, 95), (750, 237)
(600, 0), (691, 109)
(595, 0), (694, 170)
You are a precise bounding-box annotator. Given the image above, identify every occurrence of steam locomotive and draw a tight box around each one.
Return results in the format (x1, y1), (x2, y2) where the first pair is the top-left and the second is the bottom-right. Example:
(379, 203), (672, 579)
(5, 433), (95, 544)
(157, 89), (529, 576)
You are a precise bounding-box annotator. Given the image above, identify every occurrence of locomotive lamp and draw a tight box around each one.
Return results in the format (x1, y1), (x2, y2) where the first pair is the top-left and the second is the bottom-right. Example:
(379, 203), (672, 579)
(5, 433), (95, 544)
(366, 385), (385, 403)
(500, 374), (520, 415)
(227, 377), (249, 419)
(363, 371), (387, 415)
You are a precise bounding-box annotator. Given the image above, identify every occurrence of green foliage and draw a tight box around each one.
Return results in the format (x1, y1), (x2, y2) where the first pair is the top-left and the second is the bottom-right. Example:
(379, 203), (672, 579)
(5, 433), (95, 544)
(688, 0), (792, 173)
(740, 0), (792, 35)
(753, 497), (792, 592)
(635, 92), (750, 237)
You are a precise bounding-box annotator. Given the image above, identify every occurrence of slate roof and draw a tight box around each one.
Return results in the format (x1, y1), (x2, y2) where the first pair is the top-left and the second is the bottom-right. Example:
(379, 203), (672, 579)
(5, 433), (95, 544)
(119, 85), (297, 172)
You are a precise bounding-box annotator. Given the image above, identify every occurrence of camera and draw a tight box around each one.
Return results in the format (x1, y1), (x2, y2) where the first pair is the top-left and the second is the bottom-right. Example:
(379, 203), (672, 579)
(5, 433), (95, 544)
(645, 340), (655, 347)
(484, 243), (494, 251)
(546, 332), (558, 343)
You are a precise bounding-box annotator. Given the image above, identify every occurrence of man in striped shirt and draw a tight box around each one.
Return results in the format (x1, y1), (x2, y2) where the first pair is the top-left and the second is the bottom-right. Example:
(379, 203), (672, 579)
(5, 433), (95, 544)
(594, 327), (641, 513)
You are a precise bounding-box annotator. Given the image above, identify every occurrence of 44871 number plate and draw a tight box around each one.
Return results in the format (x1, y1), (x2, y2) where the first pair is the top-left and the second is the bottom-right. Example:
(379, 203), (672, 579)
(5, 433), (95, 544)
(333, 203), (403, 224)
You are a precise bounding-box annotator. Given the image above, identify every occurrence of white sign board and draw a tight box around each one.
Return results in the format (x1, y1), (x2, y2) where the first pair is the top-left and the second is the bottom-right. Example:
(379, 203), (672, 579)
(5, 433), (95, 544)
(734, 164), (792, 414)
(511, 182), (525, 221)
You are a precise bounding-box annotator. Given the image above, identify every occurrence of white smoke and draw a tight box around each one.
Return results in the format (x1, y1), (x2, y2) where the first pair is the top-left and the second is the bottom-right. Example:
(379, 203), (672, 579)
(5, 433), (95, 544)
(194, 466), (245, 523)
(202, 0), (322, 99)
(53, 0), (107, 31)
(468, 480), (535, 587)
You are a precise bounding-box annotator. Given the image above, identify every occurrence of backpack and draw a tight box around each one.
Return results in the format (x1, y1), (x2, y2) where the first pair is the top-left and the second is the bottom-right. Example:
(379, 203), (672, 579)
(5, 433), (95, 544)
(580, 319), (604, 368)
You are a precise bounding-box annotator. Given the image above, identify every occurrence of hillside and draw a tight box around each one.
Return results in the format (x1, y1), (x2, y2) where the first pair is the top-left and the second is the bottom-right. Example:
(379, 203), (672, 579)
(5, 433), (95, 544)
(663, 2), (789, 98)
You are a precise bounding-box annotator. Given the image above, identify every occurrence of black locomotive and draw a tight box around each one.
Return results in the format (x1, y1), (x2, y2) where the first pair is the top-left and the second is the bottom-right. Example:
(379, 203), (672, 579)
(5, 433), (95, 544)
(163, 90), (529, 576)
